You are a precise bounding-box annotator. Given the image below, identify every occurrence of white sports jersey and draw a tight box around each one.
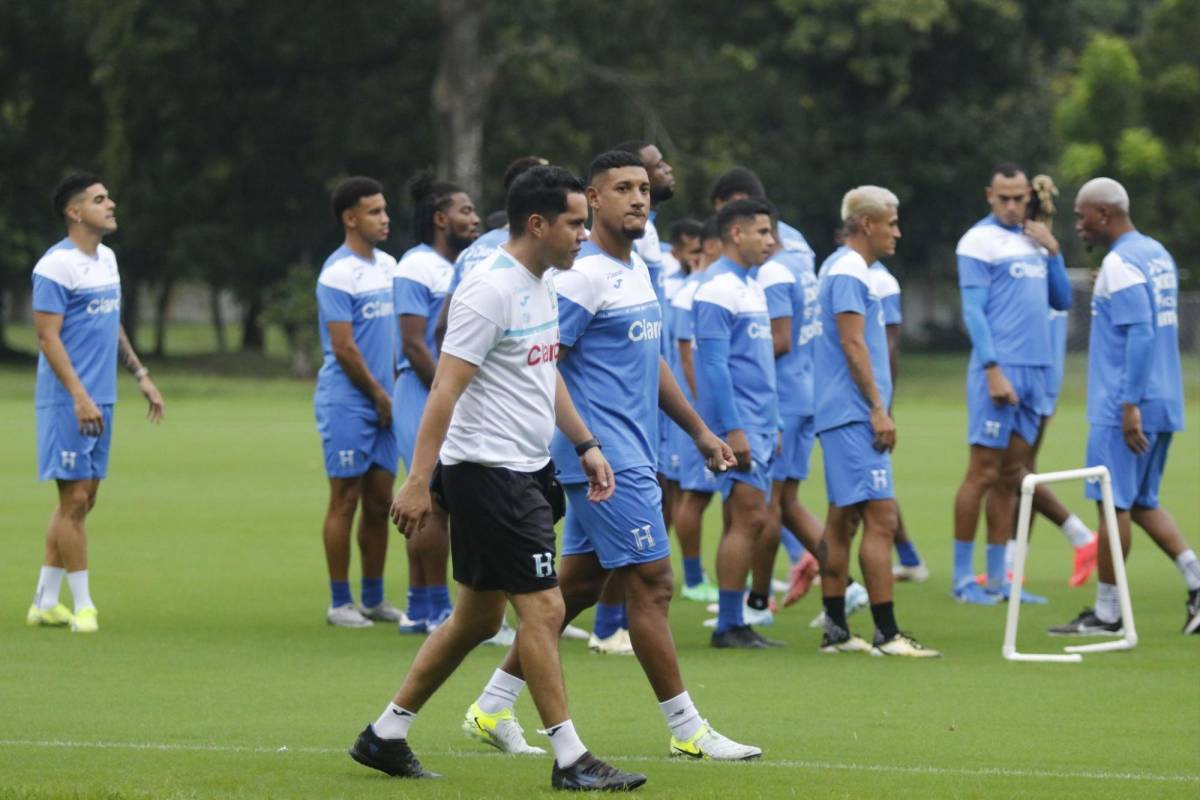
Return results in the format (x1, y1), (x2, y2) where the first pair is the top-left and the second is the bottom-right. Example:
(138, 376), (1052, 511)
(439, 248), (560, 471)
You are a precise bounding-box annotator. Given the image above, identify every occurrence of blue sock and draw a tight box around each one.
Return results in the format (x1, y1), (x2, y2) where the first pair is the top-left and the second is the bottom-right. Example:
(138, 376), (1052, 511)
(593, 603), (623, 639)
(428, 585), (452, 615)
(683, 557), (705, 587)
(407, 586), (430, 621)
(895, 540), (921, 568)
(715, 589), (745, 635)
(361, 577), (383, 608)
(953, 541), (975, 588)
(780, 527), (805, 564)
(986, 544), (1006, 590)
(330, 580), (353, 608)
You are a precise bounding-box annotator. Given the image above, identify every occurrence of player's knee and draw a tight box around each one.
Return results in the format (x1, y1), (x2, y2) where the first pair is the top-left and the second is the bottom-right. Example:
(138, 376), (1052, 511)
(58, 485), (92, 519)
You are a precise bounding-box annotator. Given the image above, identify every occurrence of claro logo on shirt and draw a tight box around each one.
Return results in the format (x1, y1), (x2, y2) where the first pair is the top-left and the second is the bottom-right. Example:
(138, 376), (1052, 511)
(627, 319), (662, 342)
(527, 341), (560, 366)
(747, 322), (772, 340)
(1007, 261), (1047, 280)
(86, 297), (121, 315)
(361, 301), (394, 319)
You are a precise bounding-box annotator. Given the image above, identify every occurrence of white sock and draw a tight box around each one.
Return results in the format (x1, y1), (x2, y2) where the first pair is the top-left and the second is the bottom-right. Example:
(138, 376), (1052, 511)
(1061, 514), (1094, 548)
(543, 719), (587, 768)
(67, 570), (93, 613)
(1175, 550), (1200, 591)
(659, 691), (703, 741)
(477, 668), (525, 714)
(1004, 541), (1016, 574)
(34, 566), (66, 609)
(1094, 582), (1121, 624)
(373, 702), (415, 740)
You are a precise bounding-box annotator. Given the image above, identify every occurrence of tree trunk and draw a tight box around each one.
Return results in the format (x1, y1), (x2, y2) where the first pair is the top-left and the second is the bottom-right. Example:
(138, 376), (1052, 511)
(241, 290), (265, 352)
(432, 0), (489, 199)
(210, 284), (227, 353)
(122, 274), (142, 352)
(153, 278), (174, 357)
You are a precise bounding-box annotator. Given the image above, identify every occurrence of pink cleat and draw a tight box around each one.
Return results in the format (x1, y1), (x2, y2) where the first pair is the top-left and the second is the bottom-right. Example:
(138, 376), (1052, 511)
(783, 552), (819, 607)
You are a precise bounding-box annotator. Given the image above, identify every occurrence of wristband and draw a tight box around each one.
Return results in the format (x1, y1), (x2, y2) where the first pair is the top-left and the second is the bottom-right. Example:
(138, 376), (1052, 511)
(574, 437), (601, 456)
(133, 367), (149, 380)
(982, 360), (998, 370)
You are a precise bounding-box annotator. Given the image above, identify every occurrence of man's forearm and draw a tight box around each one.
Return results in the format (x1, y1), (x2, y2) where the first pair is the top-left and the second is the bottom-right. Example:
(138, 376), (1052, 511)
(334, 345), (387, 402)
(407, 388), (456, 481)
(36, 330), (87, 399)
(554, 371), (593, 445)
(658, 357), (707, 438)
(404, 339), (438, 387)
(679, 340), (697, 398)
(842, 337), (884, 411)
(117, 326), (147, 377)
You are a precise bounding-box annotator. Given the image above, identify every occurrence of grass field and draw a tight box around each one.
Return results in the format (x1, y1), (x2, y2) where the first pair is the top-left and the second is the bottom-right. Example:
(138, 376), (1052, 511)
(1, 352), (1197, 799)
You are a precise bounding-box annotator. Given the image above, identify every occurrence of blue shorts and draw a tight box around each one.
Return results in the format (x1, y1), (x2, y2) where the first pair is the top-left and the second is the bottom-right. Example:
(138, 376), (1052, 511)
(717, 430), (775, 502)
(679, 433), (719, 494)
(658, 412), (681, 481)
(967, 364), (1048, 448)
(562, 466), (671, 569)
(1084, 425), (1172, 510)
(771, 415), (815, 482)
(819, 421), (894, 508)
(36, 404), (114, 481)
(392, 369), (429, 473)
(315, 403), (397, 479)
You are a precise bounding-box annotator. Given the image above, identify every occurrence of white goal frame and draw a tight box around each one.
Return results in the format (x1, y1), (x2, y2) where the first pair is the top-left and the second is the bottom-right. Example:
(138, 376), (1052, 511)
(1002, 466), (1138, 662)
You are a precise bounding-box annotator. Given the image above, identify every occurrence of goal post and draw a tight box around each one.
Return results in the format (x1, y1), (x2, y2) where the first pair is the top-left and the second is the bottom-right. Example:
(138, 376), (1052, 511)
(1001, 465), (1138, 663)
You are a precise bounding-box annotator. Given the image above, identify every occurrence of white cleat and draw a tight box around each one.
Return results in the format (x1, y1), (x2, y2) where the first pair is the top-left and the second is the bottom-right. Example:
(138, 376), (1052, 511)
(670, 721), (762, 761)
(359, 601), (402, 622)
(588, 628), (634, 655)
(703, 603), (775, 628)
(561, 623), (590, 641)
(481, 620), (517, 647)
(326, 603), (373, 628)
(462, 703), (546, 754)
(892, 562), (930, 583)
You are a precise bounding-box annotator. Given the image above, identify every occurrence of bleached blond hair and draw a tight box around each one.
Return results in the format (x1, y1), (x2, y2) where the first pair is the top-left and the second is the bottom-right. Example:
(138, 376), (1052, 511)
(841, 185), (899, 233)
(1076, 177), (1130, 214)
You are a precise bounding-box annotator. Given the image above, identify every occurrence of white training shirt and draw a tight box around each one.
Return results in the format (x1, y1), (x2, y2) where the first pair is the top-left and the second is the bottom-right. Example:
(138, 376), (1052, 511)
(438, 248), (560, 472)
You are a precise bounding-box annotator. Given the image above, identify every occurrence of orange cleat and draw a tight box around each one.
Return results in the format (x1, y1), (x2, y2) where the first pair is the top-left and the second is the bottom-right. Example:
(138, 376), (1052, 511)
(783, 552), (819, 607)
(1069, 534), (1099, 588)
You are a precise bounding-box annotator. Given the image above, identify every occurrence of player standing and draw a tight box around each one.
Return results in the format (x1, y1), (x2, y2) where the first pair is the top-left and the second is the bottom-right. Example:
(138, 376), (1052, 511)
(26, 174), (165, 633)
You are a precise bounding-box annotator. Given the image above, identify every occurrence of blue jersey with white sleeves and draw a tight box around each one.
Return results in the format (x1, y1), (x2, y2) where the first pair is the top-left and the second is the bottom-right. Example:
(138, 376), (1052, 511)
(870, 262), (902, 325)
(956, 215), (1054, 368)
(1089, 232), (1184, 432)
(449, 227), (508, 294)
(758, 249), (817, 418)
(550, 240), (663, 483)
(813, 249), (892, 433)
(314, 245), (396, 409)
(778, 219), (816, 267)
(394, 243), (454, 371)
(692, 256), (778, 435)
(32, 239), (122, 407)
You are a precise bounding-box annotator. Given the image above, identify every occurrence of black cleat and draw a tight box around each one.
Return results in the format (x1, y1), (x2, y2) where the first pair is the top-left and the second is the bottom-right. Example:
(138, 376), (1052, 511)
(711, 625), (769, 649)
(551, 751), (646, 791)
(348, 725), (441, 778)
(1047, 608), (1122, 637)
(746, 627), (785, 648)
(1185, 590), (1200, 635)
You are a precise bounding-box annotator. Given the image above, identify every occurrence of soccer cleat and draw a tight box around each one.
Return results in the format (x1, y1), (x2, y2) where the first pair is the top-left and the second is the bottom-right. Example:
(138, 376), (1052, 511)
(360, 601), (402, 623)
(1070, 535), (1099, 588)
(26, 603), (72, 627)
(396, 611), (427, 634)
(747, 627), (785, 647)
(995, 583), (1048, 605)
(481, 619), (517, 647)
(70, 606), (99, 633)
(1184, 590), (1200, 635)
(551, 751), (646, 791)
(1047, 607), (1123, 637)
(670, 721), (762, 761)
(425, 607), (453, 632)
(703, 601), (774, 629)
(953, 579), (1001, 606)
(561, 623), (591, 641)
(327, 603), (373, 628)
(783, 552), (819, 606)
(770, 578), (790, 594)
(892, 562), (930, 583)
(871, 631), (942, 658)
(819, 624), (873, 654)
(710, 625), (769, 649)
(681, 581), (720, 603)
(348, 724), (440, 778)
(462, 703), (546, 754)
(975, 571), (1026, 586)
(588, 628), (634, 655)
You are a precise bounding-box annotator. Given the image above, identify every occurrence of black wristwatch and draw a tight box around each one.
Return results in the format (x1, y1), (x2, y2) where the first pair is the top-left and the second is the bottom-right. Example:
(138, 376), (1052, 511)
(982, 360), (998, 370)
(575, 437), (602, 456)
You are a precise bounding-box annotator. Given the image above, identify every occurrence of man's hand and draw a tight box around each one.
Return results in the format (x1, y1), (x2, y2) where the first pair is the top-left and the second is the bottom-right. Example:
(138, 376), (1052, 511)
(870, 406), (896, 452)
(726, 428), (752, 471)
(1121, 403), (1149, 455)
(694, 429), (736, 474)
(1023, 220), (1059, 256)
(580, 448), (615, 502)
(138, 375), (165, 423)
(373, 389), (393, 429)
(73, 392), (104, 436)
(985, 365), (1018, 406)
(390, 477), (432, 538)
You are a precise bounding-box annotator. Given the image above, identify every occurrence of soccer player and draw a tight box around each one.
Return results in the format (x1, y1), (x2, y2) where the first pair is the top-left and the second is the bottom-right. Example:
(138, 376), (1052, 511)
(26, 174), (165, 634)
(813, 186), (939, 657)
(1050, 178), (1200, 636)
(462, 150), (756, 761)
(314, 177), (399, 628)
(350, 166), (645, 790)
(392, 172), (480, 632)
(951, 163), (1071, 605)
(663, 218), (703, 304)
(709, 166), (816, 263)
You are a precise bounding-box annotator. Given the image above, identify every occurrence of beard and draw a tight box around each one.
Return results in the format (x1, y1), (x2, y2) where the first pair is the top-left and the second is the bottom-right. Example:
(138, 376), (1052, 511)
(622, 220), (647, 240)
(448, 229), (478, 257)
(651, 185), (674, 205)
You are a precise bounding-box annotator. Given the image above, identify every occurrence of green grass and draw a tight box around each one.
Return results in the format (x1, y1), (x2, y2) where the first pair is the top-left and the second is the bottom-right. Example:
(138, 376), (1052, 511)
(1, 355), (1197, 799)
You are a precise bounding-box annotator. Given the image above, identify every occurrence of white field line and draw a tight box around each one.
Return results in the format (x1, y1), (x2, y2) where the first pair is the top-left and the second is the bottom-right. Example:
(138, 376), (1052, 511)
(0, 738), (1197, 784)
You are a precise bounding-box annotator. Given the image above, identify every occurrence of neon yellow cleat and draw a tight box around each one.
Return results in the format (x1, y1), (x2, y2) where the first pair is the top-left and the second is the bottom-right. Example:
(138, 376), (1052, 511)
(70, 607), (99, 633)
(670, 721), (762, 761)
(26, 603), (73, 627)
(462, 703), (545, 754)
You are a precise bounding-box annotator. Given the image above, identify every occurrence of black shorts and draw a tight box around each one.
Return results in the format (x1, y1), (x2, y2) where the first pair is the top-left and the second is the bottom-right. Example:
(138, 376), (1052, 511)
(432, 460), (565, 594)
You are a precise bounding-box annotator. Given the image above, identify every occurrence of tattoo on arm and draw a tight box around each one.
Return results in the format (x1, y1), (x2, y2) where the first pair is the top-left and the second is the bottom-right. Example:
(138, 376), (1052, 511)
(117, 327), (144, 375)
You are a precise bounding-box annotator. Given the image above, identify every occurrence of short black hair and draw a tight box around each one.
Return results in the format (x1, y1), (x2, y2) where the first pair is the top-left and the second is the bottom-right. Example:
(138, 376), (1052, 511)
(710, 167), (766, 205)
(991, 162), (1026, 181)
(331, 176), (384, 224)
(700, 214), (721, 243)
(502, 156), (549, 192)
(507, 165), (586, 236)
(669, 218), (703, 246)
(52, 173), (104, 219)
(587, 150), (646, 184)
(408, 170), (464, 245)
(485, 209), (508, 231)
(717, 198), (773, 241)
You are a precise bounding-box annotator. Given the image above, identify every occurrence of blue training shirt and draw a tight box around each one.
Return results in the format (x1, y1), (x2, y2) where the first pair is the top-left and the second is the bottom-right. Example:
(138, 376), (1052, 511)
(394, 243), (455, 371)
(449, 227), (508, 294)
(813, 248), (892, 433)
(1088, 232), (1185, 432)
(550, 240), (663, 482)
(758, 247), (818, 419)
(31, 239), (122, 407)
(314, 245), (396, 409)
